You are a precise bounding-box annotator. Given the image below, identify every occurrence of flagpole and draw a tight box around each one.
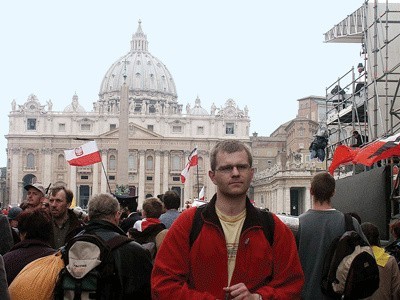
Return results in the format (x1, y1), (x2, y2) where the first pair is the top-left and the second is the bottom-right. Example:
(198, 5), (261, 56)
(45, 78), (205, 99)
(101, 161), (112, 193)
(196, 164), (200, 200)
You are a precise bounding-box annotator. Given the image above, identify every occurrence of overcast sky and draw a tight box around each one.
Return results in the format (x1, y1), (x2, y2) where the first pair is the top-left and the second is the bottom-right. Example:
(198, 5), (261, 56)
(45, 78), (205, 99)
(0, 0), (364, 166)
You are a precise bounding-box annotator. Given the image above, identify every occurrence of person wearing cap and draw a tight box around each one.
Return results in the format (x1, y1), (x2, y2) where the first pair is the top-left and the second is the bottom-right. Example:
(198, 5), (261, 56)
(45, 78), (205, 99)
(24, 183), (46, 211)
(48, 186), (84, 249)
(7, 207), (22, 245)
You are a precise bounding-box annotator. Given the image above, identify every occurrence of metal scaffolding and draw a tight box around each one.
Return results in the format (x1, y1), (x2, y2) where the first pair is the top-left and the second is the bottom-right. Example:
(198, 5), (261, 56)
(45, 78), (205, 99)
(324, 0), (400, 170)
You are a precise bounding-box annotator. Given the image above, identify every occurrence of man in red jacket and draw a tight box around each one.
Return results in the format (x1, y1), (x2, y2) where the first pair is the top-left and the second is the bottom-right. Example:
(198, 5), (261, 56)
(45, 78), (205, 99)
(152, 140), (304, 299)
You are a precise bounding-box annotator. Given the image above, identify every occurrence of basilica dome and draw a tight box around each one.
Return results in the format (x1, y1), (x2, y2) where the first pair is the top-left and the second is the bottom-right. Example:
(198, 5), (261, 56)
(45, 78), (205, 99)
(98, 21), (177, 103)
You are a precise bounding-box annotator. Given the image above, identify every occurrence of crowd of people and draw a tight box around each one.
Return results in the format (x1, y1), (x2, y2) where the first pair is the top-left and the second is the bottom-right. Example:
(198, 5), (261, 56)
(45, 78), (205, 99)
(0, 140), (399, 299)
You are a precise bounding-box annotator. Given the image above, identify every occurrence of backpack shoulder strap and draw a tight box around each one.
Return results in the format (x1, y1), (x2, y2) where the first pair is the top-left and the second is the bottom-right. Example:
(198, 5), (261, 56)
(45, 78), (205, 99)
(258, 210), (275, 246)
(189, 206), (205, 248)
(344, 213), (355, 232)
(106, 235), (132, 250)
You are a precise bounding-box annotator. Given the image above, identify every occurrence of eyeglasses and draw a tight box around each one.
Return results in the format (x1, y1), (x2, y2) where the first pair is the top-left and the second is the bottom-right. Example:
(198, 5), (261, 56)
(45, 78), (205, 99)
(215, 164), (251, 174)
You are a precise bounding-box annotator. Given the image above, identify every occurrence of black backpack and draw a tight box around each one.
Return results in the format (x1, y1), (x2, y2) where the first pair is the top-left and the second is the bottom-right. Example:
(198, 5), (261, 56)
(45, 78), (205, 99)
(129, 222), (166, 259)
(54, 233), (131, 300)
(321, 214), (380, 299)
(189, 205), (275, 248)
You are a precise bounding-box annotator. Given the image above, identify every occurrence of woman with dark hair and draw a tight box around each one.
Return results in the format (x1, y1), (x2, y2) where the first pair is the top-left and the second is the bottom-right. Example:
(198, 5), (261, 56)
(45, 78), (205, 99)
(3, 209), (56, 285)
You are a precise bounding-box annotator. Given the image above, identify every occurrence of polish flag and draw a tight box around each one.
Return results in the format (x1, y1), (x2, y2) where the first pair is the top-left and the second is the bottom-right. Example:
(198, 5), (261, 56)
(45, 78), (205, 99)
(188, 147), (198, 166)
(199, 186), (205, 201)
(180, 163), (191, 183)
(180, 147), (198, 183)
(64, 141), (102, 166)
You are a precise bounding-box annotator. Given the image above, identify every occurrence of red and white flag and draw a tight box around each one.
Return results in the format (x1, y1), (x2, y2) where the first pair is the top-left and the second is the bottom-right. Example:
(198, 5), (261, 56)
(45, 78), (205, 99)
(199, 186), (205, 201)
(64, 141), (102, 166)
(180, 147), (198, 183)
(188, 147), (198, 166)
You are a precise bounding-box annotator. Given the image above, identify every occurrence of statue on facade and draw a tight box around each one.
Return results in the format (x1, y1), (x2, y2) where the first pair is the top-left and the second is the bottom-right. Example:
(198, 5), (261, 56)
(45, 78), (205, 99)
(141, 101), (147, 114)
(211, 103), (216, 115)
(186, 103), (191, 114)
(244, 105), (248, 117)
(11, 99), (16, 111)
(47, 99), (53, 111)
(93, 101), (99, 113)
(164, 102), (169, 115)
(155, 101), (161, 114)
(72, 97), (78, 112)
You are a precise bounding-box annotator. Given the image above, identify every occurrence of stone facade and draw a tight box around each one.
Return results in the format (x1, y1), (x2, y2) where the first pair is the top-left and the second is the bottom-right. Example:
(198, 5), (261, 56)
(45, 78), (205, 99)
(5, 22), (250, 209)
(251, 96), (327, 215)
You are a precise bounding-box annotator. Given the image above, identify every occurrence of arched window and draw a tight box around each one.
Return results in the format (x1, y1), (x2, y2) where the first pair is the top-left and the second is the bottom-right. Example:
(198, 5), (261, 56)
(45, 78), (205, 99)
(146, 156), (154, 170)
(58, 154), (65, 169)
(109, 155), (116, 170)
(27, 153), (35, 169)
(128, 154), (136, 171)
(172, 155), (181, 171)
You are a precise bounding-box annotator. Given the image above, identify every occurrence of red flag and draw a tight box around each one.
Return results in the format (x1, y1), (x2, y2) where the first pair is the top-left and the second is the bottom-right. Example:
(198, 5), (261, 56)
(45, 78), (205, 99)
(328, 145), (359, 174)
(353, 133), (400, 166)
(64, 141), (102, 166)
(180, 147), (198, 183)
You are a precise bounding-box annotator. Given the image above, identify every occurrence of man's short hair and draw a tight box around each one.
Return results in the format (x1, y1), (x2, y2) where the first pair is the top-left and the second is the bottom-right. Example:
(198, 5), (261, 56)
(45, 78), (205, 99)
(311, 172), (335, 203)
(88, 193), (120, 221)
(142, 197), (164, 218)
(50, 186), (74, 204)
(210, 140), (252, 171)
(162, 190), (181, 210)
(17, 209), (53, 242)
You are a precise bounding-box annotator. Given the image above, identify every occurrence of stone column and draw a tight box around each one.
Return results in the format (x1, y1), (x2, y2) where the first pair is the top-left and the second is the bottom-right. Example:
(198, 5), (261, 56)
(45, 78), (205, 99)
(276, 187), (284, 213)
(283, 187), (290, 214)
(42, 148), (52, 188)
(154, 150), (161, 196)
(138, 150), (146, 208)
(69, 166), (77, 199)
(92, 163), (99, 196)
(183, 150), (192, 202)
(162, 151), (169, 193)
(272, 190), (277, 213)
(100, 150), (108, 193)
(9, 148), (20, 206)
(305, 187), (312, 211)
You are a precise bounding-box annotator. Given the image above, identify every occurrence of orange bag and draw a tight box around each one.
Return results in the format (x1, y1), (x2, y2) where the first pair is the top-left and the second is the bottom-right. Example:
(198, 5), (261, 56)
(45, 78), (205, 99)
(9, 251), (64, 300)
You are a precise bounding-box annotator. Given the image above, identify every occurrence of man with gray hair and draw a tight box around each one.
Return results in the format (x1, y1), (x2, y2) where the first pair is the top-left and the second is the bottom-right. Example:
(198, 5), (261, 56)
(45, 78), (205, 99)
(84, 193), (152, 299)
